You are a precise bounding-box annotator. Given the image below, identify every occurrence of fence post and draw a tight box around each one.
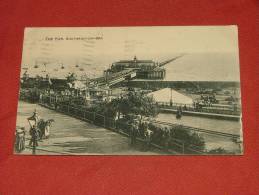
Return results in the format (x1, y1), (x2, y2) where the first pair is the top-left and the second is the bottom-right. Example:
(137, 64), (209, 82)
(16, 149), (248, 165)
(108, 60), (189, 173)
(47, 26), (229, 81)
(113, 119), (116, 129)
(93, 112), (96, 122)
(115, 119), (117, 130)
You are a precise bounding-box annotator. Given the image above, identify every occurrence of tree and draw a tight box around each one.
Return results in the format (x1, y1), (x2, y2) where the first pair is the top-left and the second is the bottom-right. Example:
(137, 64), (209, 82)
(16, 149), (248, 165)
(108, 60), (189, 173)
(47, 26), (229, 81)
(208, 147), (231, 154)
(109, 97), (124, 119)
(88, 100), (118, 119)
(65, 73), (78, 95)
(117, 91), (159, 121)
(66, 72), (77, 84)
(87, 91), (159, 122)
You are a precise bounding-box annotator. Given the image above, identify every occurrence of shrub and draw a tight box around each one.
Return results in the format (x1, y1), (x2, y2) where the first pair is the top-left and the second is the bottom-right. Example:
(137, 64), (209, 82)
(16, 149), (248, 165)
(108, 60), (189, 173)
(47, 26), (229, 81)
(208, 147), (233, 154)
(172, 126), (205, 151)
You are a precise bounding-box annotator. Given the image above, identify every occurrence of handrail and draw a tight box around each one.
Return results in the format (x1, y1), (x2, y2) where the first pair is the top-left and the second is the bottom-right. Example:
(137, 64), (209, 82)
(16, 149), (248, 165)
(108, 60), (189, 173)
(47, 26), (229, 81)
(156, 101), (241, 116)
(38, 99), (207, 154)
(39, 94), (240, 139)
(149, 120), (240, 139)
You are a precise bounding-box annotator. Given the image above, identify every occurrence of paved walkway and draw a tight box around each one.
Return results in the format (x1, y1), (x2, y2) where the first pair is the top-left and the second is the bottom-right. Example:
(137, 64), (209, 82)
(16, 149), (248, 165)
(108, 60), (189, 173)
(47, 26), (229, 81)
(15, 101), (164, 155)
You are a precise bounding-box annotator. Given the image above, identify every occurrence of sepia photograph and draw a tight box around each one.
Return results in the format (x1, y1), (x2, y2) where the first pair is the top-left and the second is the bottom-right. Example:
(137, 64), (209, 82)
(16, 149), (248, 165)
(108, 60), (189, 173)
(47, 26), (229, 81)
(15, 26), (242, 155)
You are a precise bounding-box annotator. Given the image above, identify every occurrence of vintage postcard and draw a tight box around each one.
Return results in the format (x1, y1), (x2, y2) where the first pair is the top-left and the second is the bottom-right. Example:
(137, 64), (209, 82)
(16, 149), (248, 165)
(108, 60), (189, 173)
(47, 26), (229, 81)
(15, 26), (242, 155)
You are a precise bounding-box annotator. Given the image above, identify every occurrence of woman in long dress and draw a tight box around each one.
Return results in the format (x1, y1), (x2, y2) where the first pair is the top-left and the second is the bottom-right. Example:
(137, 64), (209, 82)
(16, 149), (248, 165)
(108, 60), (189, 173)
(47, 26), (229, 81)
(15, 127), (26, 153)
(44, 123), (50, 138)
(37, 119), (54, 139)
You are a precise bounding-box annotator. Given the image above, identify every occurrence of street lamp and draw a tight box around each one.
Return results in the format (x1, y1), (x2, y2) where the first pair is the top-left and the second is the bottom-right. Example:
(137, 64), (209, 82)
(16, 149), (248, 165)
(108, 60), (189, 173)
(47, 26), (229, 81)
(27, 110), (39, 127)
(27, 109), (39, 154)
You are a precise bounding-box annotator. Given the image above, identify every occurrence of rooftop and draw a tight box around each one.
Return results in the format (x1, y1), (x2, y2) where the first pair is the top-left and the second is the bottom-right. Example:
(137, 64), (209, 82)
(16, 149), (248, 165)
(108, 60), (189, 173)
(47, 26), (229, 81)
(116, 56), (154, 64)
(117, 60), (154, 63)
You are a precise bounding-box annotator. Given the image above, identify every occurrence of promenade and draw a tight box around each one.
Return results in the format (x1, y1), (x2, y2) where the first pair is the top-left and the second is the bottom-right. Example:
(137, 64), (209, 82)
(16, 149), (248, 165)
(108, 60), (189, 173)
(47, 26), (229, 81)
(16, 101), (164, 155)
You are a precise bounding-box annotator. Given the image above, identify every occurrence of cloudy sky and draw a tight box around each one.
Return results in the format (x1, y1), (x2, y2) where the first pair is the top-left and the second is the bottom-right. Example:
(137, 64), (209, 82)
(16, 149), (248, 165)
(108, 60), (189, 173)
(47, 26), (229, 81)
(21, 26), (240, 81)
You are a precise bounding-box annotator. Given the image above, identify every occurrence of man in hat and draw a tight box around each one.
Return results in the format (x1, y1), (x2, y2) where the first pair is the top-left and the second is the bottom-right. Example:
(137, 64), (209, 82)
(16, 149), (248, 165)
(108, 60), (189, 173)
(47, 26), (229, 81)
(29, 125), (38, 147)
(28, 124), (38, 154)
(144, 125), (153, 151)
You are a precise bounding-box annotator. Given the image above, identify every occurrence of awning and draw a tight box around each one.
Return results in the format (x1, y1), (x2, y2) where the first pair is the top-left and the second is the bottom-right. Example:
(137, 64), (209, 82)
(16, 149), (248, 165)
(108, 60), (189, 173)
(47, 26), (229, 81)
(148, 88), (193, 104)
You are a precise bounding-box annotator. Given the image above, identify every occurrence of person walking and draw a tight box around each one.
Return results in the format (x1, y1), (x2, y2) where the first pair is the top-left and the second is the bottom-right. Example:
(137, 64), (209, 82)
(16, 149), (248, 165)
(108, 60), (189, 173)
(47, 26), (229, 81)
(163, 128), (171, 151)
(144, 127), (153, 151)
(29, 125), (38, 154)
(130, 120), (138, 145)
(176, 108), (182, 119)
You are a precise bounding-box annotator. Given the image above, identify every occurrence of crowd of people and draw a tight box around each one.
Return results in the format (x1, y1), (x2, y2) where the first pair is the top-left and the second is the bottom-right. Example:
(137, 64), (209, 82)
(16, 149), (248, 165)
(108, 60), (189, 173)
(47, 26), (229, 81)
(200, 94), (217, 105)
(125, 118), (205, 153)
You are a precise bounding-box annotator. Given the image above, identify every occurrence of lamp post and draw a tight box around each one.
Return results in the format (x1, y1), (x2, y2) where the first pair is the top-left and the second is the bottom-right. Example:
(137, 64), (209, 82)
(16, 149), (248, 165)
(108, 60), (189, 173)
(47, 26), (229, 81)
(27, 110), (39, 154)
(170, 88), (173, 107)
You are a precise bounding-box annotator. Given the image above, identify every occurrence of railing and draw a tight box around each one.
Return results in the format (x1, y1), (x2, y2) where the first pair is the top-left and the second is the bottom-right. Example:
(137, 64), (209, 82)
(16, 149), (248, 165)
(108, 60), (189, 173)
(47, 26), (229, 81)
(156, 101), (241, 116)
(19, 89), (40, 103)
(39, 96), (211, 154)
(149, 120), (240, 139)
(95, 69), (137, 86)
(37, 94), (241, 154)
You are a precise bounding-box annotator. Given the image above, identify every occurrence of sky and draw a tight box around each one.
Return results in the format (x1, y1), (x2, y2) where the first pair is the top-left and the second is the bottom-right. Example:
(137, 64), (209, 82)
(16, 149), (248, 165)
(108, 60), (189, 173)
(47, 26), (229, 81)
(21, 26), (240, 81)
